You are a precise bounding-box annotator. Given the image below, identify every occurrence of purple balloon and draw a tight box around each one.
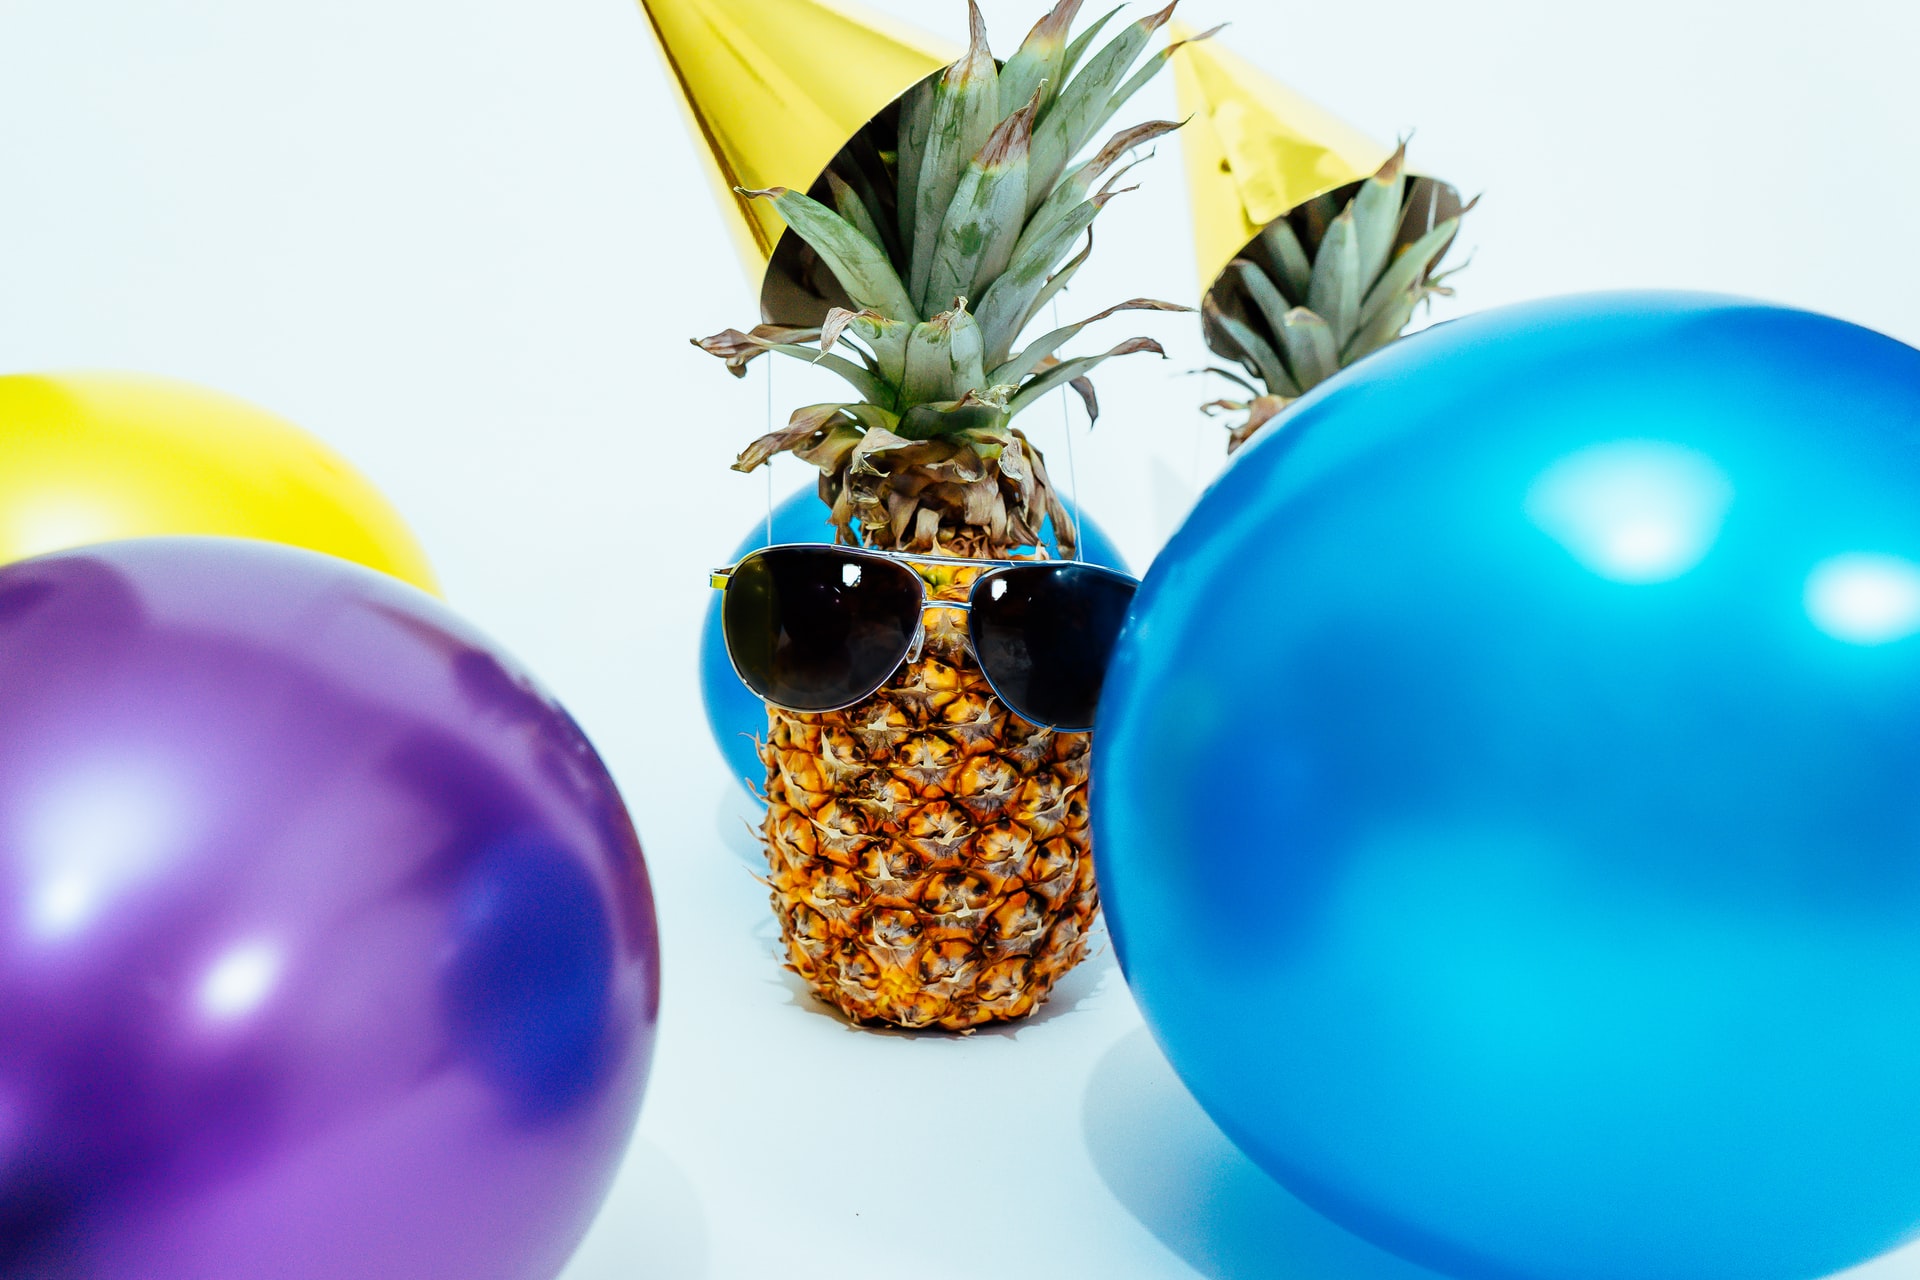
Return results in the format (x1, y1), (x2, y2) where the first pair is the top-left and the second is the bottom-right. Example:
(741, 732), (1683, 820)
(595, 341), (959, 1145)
(0, 538), (658, 1279)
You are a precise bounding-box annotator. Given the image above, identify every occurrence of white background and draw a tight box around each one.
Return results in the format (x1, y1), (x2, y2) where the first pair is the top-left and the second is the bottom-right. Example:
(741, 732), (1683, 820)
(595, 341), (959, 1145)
(4, 1), (1919, 1276)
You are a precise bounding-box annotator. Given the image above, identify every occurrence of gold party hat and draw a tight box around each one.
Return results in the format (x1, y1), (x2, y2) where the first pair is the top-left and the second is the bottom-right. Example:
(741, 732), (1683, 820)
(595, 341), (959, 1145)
(639, 0), (958, 297)
(1171, 22), (1391, 294)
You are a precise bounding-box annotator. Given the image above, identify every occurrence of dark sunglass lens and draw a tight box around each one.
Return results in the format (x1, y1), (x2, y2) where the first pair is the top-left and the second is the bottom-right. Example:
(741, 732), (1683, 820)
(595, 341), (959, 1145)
(724, 549), (921, 712)
(970, 565), (1136, 730)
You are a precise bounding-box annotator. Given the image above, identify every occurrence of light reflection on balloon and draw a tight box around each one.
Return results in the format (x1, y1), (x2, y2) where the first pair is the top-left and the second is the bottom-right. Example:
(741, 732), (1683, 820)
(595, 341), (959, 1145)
(22, 760), (192, 941)
(7, 497), (116, 564)
(1524, 440), (1733, 583)
(1805, 553), (1920, 645)
(196, 941), (286, 1023)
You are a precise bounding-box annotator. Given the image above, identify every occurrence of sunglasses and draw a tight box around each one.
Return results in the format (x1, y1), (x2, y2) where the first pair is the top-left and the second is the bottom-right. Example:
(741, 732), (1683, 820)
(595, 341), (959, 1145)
(709, 544), (1138, 732)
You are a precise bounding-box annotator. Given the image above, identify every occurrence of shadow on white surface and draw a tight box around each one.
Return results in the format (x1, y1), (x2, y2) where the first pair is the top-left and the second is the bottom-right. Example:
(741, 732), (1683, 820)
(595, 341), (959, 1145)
(1081, 1031), (1920, 1280)
(714, 787), (764, 870)
(561, 1137), (708, 1280)
(1081, 1029), (1448, 1280)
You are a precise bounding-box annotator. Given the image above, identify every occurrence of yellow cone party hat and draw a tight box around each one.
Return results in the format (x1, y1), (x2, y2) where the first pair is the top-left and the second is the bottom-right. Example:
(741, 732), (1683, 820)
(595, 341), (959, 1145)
(639, 0), (957, 314)
(1171, 21), (1391, 295)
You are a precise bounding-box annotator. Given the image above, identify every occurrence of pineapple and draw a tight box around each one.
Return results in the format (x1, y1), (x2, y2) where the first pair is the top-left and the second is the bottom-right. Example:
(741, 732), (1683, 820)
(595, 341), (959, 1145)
(698, 0), (1194, 1029)
(1203, 143), (1471, 451)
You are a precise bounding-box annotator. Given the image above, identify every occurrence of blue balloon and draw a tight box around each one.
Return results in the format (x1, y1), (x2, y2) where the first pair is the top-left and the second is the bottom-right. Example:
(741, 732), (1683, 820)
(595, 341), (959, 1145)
(700, 486), (1129, 797)
(1095, 293), (1920, 1280)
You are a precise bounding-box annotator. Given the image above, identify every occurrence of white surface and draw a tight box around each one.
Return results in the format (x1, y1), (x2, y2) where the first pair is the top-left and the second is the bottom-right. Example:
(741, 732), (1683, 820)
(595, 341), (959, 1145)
(3, 1), (1919, 1276)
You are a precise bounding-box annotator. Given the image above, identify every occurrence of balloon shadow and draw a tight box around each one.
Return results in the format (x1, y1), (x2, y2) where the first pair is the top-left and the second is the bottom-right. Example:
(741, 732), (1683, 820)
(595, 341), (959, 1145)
(1081, 1030), (1920, 1280)
(1081, 1029), (1450, 1280)
(559, 1137), (709, 1280)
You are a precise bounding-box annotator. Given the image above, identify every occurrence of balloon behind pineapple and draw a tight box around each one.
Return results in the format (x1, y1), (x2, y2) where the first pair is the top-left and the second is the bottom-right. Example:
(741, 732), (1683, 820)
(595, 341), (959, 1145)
(1097, 293), (1920, 1280)
(0, 373), (438, 591)
(0, 537), (656, 1278)
(701, 486), (1130, 799)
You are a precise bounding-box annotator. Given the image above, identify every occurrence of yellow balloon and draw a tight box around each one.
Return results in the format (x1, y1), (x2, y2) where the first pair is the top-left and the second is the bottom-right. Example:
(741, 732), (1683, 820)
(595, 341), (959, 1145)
(0, 372), (438, 594)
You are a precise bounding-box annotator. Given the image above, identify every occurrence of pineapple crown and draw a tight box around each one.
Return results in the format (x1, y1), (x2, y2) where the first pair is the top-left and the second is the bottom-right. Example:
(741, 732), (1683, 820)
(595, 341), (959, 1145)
(696, 1), (1205, 558)
(1203, 143), (1474, 452)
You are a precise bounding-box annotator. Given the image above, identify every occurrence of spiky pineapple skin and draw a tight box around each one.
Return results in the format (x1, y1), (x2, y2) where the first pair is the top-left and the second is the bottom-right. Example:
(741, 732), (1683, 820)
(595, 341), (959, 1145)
(759, 567), (1097, 1030)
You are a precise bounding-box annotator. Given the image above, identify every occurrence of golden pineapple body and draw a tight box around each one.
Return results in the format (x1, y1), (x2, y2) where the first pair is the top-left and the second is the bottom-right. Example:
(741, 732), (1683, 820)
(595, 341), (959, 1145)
(761, 566), (1097, 1030)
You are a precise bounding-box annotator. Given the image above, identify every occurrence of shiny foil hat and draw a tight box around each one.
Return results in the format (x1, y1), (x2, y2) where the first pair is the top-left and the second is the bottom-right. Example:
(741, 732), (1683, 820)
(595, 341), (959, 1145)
(1171, 21), (1459, 300)
(639, 0), (958, 323)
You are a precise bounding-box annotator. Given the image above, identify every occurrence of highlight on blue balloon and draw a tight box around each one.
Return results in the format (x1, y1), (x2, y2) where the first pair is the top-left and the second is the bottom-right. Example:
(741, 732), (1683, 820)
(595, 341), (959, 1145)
(1094, 292), (1920, 1280)
(701, 485), (1129, 798)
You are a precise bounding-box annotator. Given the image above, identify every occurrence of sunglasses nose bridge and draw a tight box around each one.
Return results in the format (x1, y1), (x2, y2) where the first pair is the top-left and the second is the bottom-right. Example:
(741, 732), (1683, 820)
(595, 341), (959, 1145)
(913, 595), (970, 655)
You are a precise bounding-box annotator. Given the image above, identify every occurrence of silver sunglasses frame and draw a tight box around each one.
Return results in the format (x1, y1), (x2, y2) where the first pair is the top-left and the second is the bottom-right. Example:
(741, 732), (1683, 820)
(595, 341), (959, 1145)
(709, 542), (1138, 731)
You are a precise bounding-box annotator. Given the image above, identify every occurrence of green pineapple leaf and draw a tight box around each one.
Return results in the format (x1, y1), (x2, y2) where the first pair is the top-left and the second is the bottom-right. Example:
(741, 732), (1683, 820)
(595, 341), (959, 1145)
(903, 311), (961, 407)
(897, 387), (1011, 440)
(947, 307), (988, 399)
(766, 344), (891, 405)
(923, 89), (1041, 316)
(1027, 1), (1176, 211)
(895, 77), (937, 251)
(1005, 336), (1166, 420)
(1223, 260), (1297, 357)
(825, 171), (894, 270)
(1204, 295), (1295, 397)
(1356, 211), (1466, 332)
(1106, 20), (1221, 129)
(909, 3), (1000, 309)
(848, 311), (911, 391)
(991, 297), (1191, 386)
(1258, 218), (1313, 303)
(998, 0), (1081, 120)
(743, 187), (919, 323)
(1059, 4), (1124, 85)
(1348, 141), (1408, 291)
(1017, 118), (1178, 266)
(1306, 206), (1361, 348)
(838, 402), (901, 435)
(1344, 285), (1426, 364)
(975, 186), (1125, 368)
(1277, 306), (1339, 390)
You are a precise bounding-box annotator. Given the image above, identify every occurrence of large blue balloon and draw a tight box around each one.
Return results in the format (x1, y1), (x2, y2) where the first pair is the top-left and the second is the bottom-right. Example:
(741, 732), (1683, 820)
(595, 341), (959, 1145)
(1095, 293), (1920, 1280)
(700, 486), (1128, 796)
